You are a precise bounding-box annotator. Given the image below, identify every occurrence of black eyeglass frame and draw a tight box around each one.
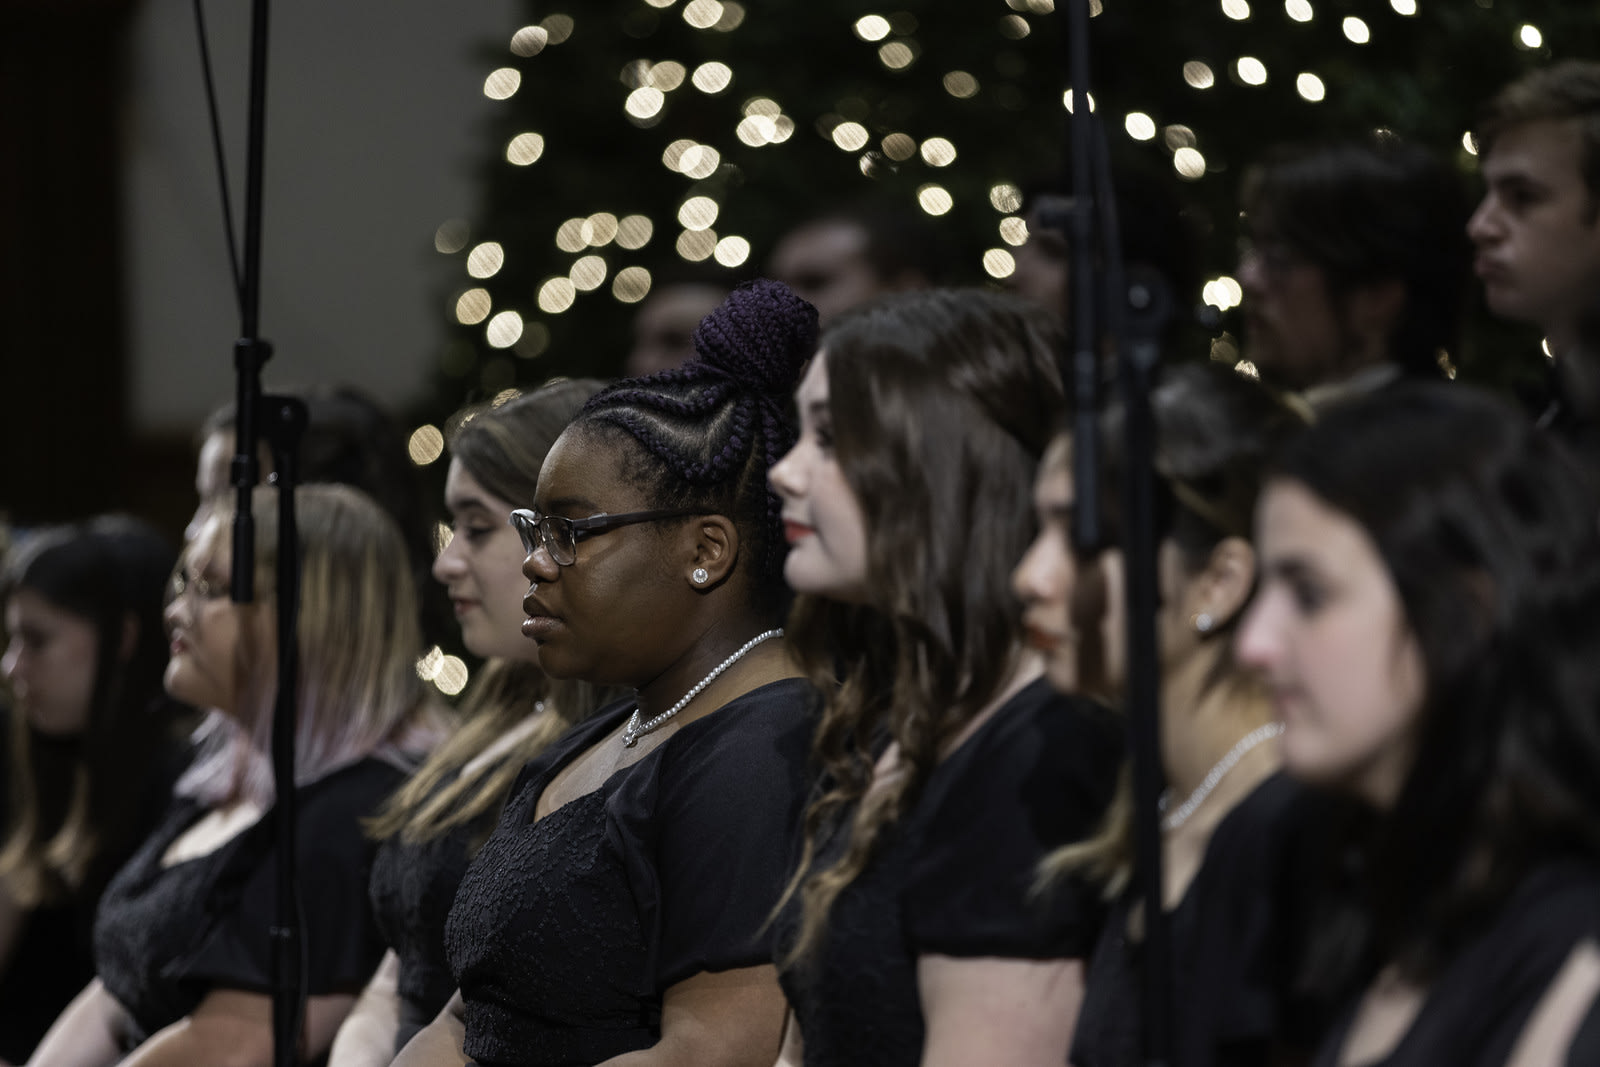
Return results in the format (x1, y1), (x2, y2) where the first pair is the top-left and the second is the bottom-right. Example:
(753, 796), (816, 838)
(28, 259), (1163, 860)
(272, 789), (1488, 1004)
(508, 507), (703, 566)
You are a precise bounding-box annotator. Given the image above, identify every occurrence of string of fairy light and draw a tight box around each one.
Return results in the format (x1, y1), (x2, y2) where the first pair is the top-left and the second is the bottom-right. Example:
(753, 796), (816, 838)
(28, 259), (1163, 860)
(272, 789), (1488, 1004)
(402, 0), (1553, 697)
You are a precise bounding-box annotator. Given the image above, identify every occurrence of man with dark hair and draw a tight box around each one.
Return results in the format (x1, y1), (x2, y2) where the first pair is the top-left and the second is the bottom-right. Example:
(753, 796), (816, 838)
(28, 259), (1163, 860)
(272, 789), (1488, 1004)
(1469, 60), (1600, 360)
(1237, 135), (1470, 404)
(768, 207), (944, 326)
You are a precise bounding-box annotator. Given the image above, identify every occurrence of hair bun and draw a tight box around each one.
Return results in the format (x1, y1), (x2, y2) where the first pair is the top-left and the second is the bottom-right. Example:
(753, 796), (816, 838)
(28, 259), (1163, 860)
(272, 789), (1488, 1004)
(691, 279), (818, 395)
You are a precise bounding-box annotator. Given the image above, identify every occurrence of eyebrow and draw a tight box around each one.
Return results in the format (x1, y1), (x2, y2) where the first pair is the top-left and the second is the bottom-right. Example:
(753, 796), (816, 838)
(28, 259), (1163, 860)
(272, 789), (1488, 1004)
(541, 494), (601, 514)
(445, 493), (495, 515)
(1261, 555), (1319, 582)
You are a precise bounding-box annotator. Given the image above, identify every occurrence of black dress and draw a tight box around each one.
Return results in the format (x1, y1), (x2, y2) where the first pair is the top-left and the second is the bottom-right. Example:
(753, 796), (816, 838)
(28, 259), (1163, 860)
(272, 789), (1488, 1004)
(444, 679), (815, 1067)
(1070, 772), (1331, 1067)
(1311, 859), (1600, 1067)
(369, 771), (501, 1049)
(94, 758), (405, 1041)
(773, 679), (1122, 1067)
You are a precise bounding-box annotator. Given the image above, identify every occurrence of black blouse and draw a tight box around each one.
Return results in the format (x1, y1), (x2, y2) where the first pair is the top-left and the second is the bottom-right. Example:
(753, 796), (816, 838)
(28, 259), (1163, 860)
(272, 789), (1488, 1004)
(94, 758), (405, 1039)
(774, 678), (1122, 1067)
(1311, 859), (1600, 1067)
(369, 770), (501, 1046)
(444, 678), (816, 1067)
(1071, 772), (1330, 1067)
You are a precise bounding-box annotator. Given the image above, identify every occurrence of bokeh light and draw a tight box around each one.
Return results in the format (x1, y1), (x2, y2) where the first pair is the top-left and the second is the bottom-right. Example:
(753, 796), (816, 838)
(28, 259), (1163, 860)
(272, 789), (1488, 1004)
(692, 62), (733, 93)
(486, 310), (524, 347)
(1285, 0), (1313, 22)
(1125, 112), (1157, 140)
(677, 196), (719, 230)
(1184, 61), (1216, 89)
(613, 266), (653, 303)
(676, 229), (717, 261)
(880, 133), (915, 161)
(1222, 0), (1250, 20)
(832, 121), (870, 151)
(484, 68), (522, 100)
(943, 71), (979, 98)
(683, 0), (722, 28)
(407, 425), (444, 466)
(506, 132), (545, 165)
(537, 278), (576, 313)
(920, 137), (957, 166)
(983, 249), (1016, 279)
(1296, 72), (1326, 101)
(1343, 16), (1370, 43)
(714, 236), (751, 267)
(1203, 276), (1244, 310)
(1173, 147), (1207, 180)
(455, 288), (492, 325)
(570, 255), (608, 291)
(467, 242), (505, 279)
(582, 213), (619, 247)
(854, 14), (891, 40)
(616, 215), (654, 249)
(990, 183), (1024, 213)
(510, 26), (549, 57)
(1236, 57), (1268, 85)
(999, 216), (1028, 245)
(917, 184), (953, 216)
(435, 218), (470, 254)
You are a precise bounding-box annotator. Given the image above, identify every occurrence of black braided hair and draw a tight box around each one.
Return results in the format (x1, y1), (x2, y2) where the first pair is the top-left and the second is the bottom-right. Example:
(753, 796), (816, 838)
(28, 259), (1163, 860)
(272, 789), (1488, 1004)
(574, 278), (818, 608)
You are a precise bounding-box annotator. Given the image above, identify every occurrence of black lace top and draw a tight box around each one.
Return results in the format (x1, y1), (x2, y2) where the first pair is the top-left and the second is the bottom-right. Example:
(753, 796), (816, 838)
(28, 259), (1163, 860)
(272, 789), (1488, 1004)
(369, 771), (500, 1047)
(93, 758), (405, 1039)
(444, 678), (815, 1067)
(773, 679), (1122, 1067)
(1070, 772), (1331, 1067)
(1311, 859), (1600, 1067)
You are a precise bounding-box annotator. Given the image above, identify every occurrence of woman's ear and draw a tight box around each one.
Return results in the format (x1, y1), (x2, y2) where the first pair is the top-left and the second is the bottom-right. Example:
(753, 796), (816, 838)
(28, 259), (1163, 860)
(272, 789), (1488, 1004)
(1193, 536), (1258, 632)
(685, 515), (741, 590)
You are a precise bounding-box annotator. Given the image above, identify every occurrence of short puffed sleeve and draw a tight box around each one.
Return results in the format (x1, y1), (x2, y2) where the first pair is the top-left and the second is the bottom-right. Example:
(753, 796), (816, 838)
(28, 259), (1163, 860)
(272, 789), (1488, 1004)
(626, 679), (817, 989)
(174, 759), (405, 998)
(904, 682), (1120, 960)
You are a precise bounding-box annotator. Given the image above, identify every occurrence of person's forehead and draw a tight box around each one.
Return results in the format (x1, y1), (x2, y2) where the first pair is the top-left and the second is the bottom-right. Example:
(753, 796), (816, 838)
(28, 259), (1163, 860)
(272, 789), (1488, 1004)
(1485, 117), (1587, 174)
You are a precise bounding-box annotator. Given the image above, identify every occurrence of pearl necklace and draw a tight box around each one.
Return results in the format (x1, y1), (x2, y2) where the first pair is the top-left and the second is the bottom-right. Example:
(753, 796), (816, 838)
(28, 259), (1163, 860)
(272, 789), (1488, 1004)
(621, 629), (784, 748)
(1159, 722), (1284, 831)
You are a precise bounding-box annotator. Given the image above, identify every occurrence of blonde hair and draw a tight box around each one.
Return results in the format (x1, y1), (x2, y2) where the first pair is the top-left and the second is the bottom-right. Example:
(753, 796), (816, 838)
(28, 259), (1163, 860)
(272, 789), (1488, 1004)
(176, 484), (444, 808)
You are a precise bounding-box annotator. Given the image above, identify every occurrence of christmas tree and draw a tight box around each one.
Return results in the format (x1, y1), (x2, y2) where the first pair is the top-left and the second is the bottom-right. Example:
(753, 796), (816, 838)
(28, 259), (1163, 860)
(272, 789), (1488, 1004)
(413, 0), (1598, 417)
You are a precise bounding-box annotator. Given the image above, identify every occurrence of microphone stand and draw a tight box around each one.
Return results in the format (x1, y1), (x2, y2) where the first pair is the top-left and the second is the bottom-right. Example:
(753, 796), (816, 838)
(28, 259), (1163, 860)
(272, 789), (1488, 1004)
(1062, 2), (1175, 1064)
(222, 0), (306, 1062)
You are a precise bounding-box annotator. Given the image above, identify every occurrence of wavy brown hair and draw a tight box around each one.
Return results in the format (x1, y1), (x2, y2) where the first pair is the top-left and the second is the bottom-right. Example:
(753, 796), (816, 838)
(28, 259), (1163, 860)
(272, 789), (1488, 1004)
(777, 289), (1066, 965)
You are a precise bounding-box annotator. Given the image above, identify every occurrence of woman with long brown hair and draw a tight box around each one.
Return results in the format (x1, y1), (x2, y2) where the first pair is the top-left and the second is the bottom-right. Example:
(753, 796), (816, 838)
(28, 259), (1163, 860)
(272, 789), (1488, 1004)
(767, 289), (1121, 1066)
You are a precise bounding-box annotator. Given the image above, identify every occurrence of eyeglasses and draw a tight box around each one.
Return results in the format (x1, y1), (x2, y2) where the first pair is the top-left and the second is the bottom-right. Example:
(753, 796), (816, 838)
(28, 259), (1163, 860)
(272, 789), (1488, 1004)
(508, 507), (701, 567)
(169, 567), (231, 603)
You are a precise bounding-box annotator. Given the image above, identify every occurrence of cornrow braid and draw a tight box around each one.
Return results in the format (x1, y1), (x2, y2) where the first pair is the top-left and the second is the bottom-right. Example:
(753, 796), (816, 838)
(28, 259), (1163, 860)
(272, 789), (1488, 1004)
(576, 278), (817, 604)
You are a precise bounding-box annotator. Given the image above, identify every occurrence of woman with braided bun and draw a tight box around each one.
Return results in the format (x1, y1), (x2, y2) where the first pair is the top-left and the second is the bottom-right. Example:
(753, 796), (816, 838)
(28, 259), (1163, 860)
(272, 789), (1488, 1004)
(766, 289), (1122, 1067)
(395, 280), (819, 1067)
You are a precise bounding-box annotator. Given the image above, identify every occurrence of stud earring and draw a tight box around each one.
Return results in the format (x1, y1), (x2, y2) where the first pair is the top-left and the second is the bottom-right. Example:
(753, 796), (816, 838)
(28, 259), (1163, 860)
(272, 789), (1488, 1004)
(1192, 611), (1214, 634)
(692, 567), (710, 585)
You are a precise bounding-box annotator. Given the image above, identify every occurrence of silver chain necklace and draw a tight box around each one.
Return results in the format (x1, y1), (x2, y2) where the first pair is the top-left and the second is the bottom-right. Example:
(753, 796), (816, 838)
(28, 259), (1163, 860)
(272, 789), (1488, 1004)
(621, 629), (784, 748)
(1158, 722), (1284, 831)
